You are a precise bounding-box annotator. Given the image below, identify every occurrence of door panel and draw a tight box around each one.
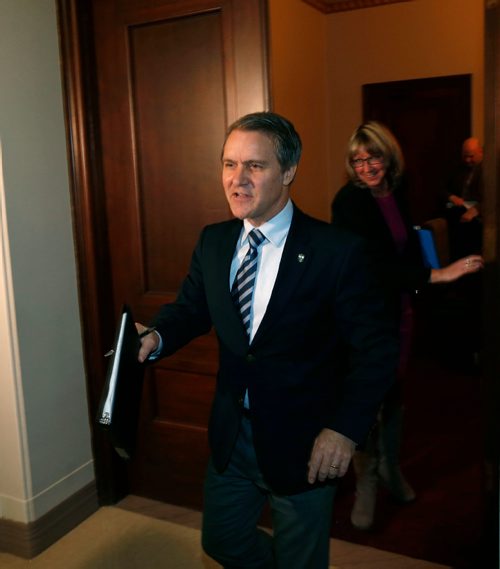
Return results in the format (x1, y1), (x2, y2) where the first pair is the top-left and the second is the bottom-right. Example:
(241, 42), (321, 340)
(131, 12), (229, 293)
(90, 0), (269, 507)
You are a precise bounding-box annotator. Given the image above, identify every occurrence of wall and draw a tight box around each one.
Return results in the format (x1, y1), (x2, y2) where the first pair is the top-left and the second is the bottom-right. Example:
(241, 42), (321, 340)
(0, 0), (93, 523)
(269, 0), (484, 221)
(327, 0), (484, 205)
(268, 0), (330, 219)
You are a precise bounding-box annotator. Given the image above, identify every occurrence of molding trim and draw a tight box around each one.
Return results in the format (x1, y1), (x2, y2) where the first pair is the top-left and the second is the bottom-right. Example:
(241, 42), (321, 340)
(56, 0), (128, 504)
(0, 482), (98, 559)
(302, 0), (411, 13)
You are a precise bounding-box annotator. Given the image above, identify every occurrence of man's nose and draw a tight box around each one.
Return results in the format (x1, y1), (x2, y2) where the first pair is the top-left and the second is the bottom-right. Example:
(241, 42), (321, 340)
(233, 165), (249, 184)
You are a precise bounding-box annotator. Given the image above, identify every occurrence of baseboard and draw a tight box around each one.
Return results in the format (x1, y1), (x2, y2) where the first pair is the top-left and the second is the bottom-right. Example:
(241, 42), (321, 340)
(0, 481), (99, 559)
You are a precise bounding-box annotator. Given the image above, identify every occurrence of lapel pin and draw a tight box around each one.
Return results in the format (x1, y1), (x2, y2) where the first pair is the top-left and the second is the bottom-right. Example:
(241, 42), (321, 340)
(297, 253), (305, 263)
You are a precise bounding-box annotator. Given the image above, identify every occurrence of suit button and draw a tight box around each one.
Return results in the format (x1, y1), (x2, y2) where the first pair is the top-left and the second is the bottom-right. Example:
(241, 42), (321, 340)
(246, 354), (256, 363)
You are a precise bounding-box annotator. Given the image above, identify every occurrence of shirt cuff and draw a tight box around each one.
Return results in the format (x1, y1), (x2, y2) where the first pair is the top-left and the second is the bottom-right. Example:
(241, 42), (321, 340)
(147, 331), (163, 360)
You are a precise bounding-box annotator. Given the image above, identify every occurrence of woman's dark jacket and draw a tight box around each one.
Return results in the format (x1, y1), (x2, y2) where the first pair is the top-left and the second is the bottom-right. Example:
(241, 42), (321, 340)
(331, 179), (431, 319)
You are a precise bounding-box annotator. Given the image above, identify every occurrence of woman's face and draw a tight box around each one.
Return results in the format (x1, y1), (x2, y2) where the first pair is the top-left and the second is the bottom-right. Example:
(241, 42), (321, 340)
(351, 146), (387, 190)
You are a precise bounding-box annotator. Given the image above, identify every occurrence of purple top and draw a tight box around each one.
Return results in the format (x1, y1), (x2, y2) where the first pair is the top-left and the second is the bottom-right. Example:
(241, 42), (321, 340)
(375, 192), (412, 377)
(374, 192), (407, 252)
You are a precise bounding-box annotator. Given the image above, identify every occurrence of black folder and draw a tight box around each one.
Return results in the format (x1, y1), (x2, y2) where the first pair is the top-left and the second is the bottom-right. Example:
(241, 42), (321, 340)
(96, 304), (145, 460)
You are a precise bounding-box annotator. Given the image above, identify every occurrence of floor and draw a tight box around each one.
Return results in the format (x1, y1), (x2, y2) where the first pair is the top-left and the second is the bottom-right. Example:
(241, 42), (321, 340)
(117, 494), (452, 569)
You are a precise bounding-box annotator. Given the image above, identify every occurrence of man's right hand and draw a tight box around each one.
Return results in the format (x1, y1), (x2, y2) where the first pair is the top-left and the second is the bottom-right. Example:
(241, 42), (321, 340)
(460, 206), (479, 222)
(135, 323), (159, 363)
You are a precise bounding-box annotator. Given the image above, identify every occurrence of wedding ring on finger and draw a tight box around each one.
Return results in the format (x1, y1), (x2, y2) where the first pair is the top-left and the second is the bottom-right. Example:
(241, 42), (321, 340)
(329, 464), (339, 471)
(465, 258), (471, 269)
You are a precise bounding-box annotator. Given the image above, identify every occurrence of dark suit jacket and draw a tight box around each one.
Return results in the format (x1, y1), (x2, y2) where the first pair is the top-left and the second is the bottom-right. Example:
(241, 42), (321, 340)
(446, 163), (483, 205)
(331, 180), (430, 319)
(151, 204), (397, 494)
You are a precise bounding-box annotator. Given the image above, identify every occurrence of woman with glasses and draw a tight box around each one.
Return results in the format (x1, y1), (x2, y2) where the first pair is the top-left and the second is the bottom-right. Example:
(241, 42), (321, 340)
(331, 121), (483, 531)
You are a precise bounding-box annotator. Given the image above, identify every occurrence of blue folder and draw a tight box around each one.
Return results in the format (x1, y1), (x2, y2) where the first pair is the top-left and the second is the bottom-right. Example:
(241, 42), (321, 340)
(415, 226), (440, 269)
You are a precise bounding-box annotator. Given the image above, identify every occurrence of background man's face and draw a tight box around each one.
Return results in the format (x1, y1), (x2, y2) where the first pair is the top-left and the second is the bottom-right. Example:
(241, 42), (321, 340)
(462, 140), (483, 167)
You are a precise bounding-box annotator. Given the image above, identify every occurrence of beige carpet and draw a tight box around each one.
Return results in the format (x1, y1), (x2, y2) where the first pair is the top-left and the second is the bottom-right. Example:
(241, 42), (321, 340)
(0, 507), (220, 569)
(0, 505), (450, 569)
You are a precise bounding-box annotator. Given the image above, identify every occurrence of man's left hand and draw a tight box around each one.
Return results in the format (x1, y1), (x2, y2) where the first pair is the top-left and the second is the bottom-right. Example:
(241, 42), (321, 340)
(307, 428), (356, 484)
(460, 206), (479, 222)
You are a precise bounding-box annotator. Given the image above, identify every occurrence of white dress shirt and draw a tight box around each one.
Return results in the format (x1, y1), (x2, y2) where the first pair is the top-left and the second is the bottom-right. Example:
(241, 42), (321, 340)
(230, 199), (293, 342)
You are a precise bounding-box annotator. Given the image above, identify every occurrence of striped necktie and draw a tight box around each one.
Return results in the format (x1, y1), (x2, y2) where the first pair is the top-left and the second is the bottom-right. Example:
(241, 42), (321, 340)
(231, 229), (266, 336)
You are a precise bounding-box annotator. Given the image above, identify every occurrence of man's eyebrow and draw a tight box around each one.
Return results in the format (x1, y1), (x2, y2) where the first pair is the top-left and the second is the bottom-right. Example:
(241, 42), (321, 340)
(243, 159), (268, 166)
(221, 158), (269, 166)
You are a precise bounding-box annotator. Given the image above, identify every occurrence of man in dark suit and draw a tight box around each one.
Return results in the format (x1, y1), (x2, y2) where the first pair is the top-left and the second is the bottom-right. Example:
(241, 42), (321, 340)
(137, 112), (397, 569)
(444, 137), (483, 260)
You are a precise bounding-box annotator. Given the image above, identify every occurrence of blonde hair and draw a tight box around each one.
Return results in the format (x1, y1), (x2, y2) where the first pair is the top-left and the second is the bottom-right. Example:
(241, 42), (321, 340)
(345, 121), (405, 189)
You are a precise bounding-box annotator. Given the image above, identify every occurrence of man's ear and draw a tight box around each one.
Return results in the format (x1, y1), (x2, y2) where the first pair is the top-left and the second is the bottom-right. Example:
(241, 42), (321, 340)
(283, 165), (297, 186)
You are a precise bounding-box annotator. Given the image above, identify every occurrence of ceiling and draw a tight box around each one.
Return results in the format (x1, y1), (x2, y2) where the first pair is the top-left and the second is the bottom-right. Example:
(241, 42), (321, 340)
(302, 0), (411, 13)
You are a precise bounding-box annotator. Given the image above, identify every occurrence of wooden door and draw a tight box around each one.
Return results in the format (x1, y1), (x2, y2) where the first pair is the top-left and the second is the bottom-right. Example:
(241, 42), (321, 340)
(363, 75), (471, 225)
(63, 0), (269, 508)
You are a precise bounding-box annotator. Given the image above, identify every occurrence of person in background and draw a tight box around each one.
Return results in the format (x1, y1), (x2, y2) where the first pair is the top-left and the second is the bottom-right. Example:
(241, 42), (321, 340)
(136, 111), (398, 569)
(444, 137), (483, 260)
(331, 121), (484, 531)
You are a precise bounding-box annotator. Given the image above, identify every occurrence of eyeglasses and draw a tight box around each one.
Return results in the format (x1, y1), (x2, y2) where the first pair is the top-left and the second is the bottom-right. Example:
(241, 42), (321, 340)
(351, 156), (383, 169)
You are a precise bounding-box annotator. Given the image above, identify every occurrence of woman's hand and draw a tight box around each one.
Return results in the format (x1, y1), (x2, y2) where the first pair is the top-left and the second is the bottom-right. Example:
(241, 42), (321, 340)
(430, 255), (484, 284)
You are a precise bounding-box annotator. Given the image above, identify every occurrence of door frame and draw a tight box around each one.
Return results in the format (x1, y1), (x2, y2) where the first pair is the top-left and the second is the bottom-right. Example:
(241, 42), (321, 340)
(362, 74), (471, 225)
(57, 0), (122, 503)
(482, 1), (500, 558)
(56, 0), (271, 505)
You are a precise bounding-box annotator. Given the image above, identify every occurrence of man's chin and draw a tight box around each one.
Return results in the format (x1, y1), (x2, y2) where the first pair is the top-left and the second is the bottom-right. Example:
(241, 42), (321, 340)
(229, 205), (251, 220)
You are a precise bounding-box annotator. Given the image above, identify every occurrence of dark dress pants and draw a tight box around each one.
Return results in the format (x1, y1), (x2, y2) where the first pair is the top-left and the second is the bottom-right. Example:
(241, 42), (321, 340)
(201, 415), (336, 569)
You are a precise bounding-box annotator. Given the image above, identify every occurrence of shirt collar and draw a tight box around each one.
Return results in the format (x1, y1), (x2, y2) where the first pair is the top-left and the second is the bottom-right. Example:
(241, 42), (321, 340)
(242, 199), (293, 247)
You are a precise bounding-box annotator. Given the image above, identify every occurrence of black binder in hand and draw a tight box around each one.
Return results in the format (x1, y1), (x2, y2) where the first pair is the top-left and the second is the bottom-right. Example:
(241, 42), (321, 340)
(96, 304), (145, 460)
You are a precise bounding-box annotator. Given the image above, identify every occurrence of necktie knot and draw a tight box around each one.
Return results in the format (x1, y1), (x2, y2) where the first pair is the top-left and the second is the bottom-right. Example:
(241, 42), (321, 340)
(248, 228), (265, 250)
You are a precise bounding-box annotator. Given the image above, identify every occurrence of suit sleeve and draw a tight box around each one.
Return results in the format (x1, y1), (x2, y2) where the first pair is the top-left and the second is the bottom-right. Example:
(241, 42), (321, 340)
(327, 236), (399, 444)
(150, 227), (213, 357)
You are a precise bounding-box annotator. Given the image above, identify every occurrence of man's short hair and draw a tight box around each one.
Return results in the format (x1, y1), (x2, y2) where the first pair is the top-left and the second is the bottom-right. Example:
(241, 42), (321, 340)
(223, 111), (302, 172)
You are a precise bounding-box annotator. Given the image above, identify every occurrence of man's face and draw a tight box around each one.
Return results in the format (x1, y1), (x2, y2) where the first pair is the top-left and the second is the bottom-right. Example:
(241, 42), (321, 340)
(222, 129), (296, 227)
(462, 141), (483, 167)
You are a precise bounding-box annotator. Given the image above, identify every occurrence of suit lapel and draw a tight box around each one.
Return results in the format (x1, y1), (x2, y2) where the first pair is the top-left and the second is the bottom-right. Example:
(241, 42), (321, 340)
(251, 207), (311, 346)
(214, 220), (250, 344)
